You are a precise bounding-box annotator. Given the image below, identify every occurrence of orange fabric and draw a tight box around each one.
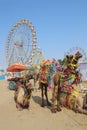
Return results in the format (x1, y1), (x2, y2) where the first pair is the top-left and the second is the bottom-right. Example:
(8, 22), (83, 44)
(7, 62), (28, 72)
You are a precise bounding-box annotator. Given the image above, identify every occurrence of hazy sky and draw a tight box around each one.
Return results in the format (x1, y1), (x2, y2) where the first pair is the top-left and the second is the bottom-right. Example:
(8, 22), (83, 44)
(0, 0), (87, 69)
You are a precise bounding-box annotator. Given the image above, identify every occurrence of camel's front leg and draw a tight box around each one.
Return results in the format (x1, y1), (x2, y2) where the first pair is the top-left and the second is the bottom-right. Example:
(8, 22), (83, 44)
(41, 83), (45, 107)
(51, 85), (59, 113)
(51, 85), (62, 113)
(44, 85), (51, 106)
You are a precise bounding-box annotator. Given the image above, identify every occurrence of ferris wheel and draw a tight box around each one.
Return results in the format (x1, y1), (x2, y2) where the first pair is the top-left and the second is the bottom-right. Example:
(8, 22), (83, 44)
(65, 46), (87, 62)
(6, 19), (37, 66)
(26, 47), (45, 67)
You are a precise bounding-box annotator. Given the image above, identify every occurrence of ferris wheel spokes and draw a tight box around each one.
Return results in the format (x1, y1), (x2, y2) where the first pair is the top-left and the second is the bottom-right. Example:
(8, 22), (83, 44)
(6, 19), (37, 66)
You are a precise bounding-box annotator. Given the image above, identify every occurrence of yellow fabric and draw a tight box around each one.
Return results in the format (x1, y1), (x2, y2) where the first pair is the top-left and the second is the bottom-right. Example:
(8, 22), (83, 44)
(68, 95), (76, 109)
(71, 90), (79, 97)
(68, 90), (80, 109)
(40, 80), (47, 84)
(68, 55), (78, 70)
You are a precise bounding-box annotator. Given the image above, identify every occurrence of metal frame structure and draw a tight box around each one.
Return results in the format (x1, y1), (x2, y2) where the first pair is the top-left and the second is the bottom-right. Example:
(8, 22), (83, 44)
(6, 19), (37, 66)
(26, 47), (45, 67)
(65, 46), (87, 63)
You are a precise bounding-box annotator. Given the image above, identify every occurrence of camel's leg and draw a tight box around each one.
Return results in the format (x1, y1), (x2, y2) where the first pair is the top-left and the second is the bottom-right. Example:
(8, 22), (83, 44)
(41, 83), (45, 107)
(56, 92), (62, 111)
(44, 84), (51, 106)
(51, 85), (62, 113)
(38, 81), (41, 90)
(34, 76), (36, 87)
(51, 86), (58, 113)
(33, 78), (37, 92)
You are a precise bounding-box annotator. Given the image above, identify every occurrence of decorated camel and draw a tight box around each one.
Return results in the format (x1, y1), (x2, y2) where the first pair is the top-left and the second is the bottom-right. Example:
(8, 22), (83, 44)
(14, 79), (33, 110)
(51, 51), (87, 115)
(39, 60), (53, 107)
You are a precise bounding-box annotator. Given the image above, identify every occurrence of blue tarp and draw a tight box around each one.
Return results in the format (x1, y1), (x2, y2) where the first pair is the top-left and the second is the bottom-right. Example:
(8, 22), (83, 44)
(0, 76), (5, 80)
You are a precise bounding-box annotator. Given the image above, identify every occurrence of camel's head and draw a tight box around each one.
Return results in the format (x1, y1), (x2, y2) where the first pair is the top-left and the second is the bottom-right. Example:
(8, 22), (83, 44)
(66, 55), (73, 64)
(75, 51), (83, 60)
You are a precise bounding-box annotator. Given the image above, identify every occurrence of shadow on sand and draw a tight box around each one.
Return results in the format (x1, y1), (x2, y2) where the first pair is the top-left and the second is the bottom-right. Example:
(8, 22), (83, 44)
(32, 95), (52, 109)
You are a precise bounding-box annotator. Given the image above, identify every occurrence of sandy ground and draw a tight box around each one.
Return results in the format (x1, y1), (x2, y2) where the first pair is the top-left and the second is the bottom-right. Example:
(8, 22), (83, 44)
(0, 80), (87, 130)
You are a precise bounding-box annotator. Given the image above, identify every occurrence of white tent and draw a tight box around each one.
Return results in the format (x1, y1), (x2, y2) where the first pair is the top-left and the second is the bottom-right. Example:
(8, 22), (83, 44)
(79, 61), (87, 81)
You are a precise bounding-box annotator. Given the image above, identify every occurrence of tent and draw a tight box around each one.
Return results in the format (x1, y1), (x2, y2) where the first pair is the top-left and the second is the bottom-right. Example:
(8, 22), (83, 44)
(6, 62), (28, 72)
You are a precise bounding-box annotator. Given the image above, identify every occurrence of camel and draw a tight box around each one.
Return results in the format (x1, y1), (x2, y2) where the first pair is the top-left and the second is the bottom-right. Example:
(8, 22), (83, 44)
(39, 71), (51, 107)
(51, 71), (87, 115)
(38, 63), (52, 108)
(51, 51), (87, 114)
(14, 82), (32, 110)
(59, 86), (87, 115)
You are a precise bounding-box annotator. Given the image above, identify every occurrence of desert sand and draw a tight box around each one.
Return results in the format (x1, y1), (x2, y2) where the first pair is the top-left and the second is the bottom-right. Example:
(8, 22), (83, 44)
(0, 80), (87, 130)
